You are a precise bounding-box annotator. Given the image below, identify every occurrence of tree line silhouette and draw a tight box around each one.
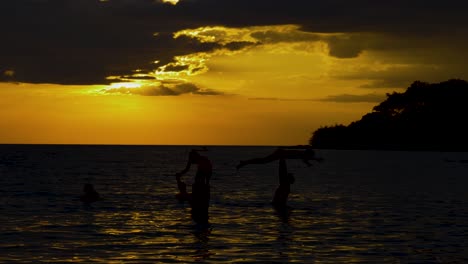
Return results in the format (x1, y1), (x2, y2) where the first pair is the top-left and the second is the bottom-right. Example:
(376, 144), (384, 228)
(310, 79), (468, 151)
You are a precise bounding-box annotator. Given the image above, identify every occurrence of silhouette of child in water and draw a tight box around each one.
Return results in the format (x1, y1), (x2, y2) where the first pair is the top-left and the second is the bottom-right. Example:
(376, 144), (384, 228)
(175, 177), (192, 202)
(80, 183), (100, 204)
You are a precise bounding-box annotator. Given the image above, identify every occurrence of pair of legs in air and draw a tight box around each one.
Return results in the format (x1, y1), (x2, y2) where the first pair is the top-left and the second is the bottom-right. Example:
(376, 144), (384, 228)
(236, 146), (321, 170)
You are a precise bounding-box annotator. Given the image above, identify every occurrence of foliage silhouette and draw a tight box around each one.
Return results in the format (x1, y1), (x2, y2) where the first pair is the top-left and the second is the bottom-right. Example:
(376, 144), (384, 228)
(310, 79), (468, 151)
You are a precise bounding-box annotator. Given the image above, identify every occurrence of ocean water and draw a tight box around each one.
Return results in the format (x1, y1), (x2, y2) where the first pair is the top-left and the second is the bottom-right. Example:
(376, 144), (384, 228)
(1, 145), (468, 263)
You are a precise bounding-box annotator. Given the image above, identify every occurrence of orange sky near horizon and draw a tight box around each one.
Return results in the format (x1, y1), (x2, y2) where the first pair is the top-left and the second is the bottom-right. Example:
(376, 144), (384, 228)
(0, 80), (374, 146)
(2, 19), (466, 145)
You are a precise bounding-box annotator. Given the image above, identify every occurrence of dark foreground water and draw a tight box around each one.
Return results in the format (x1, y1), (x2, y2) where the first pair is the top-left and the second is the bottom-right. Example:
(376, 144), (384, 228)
(1, 145), (468, 263)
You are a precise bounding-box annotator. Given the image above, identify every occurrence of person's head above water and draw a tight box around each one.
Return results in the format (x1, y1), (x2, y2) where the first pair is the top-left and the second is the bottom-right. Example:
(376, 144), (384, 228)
(80, 183), (100, 204)
(189, 150), (201, 163)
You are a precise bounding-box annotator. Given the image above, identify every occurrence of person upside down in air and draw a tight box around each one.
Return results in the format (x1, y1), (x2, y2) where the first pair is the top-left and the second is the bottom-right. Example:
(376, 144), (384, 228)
(236, 145), (322, 208)
(236, 145), (323, 170)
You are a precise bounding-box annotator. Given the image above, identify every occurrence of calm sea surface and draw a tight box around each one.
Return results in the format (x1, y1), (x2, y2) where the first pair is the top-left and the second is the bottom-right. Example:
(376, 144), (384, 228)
(1, 145), (468, 263)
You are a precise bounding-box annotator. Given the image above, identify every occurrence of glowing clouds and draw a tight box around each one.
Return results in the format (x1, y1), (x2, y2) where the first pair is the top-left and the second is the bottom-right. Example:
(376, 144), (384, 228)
(102, 82), (223, 96)
(156, 54), (209, 78)
(108, 25), (360, 98)
(101, 24), (434, 101)
(174, 26), (258, 45)
(172, 25), (368, 59)
(161, 0), (179, 5)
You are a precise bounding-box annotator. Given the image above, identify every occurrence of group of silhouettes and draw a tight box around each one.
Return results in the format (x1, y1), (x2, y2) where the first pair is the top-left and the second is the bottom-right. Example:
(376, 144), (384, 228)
(174, 145), (322, 225)
(80, 145), (323, 225)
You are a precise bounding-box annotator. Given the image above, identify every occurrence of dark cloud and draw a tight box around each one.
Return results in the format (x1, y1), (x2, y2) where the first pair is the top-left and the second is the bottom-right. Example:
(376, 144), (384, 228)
(248, 97), (284, 101)
(318, 93), (386, 103)
(248, 94), (385, 103)
(250, 30), (321, 43)
(175, 0), (468, 34)
(248, 97), (309, 101)
(1, 0), (467, 84)
(326, 35), (365, 58)
(104, 82), (223, 96)
(359, 80), (413, 90)
(163, 65), (190, 72)
(223, 41), (257, 51)
(333, 62), (468, 90)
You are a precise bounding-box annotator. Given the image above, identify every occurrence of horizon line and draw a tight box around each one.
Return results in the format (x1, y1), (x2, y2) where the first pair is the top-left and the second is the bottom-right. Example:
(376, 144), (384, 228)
(0, 143), (293, 147)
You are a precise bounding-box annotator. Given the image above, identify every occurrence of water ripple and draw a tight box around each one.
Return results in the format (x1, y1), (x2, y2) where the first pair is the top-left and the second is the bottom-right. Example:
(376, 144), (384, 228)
(1, 146), (468, 263)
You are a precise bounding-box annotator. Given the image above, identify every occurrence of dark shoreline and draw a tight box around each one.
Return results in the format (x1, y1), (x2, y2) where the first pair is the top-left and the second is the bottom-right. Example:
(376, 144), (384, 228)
(313, 146), (468, 153)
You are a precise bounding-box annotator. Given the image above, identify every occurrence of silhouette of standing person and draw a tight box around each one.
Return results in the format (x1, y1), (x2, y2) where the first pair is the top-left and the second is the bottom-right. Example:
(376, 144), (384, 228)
(176, 149), (212, 225)
(271, 158), (294, 209)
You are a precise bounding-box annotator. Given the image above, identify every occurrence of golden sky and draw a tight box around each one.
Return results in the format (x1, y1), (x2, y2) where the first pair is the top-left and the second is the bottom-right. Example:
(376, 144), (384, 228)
(1, 1), (467, 145)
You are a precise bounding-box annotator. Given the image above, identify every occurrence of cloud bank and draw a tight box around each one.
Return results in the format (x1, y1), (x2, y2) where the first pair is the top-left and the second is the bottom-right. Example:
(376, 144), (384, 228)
(103, 82), (223, 96)
(0, 0), (467, 89)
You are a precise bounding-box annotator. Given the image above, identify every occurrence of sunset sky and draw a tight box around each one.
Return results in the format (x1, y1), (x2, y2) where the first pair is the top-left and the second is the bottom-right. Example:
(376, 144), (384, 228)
(1, 0), (467, 145)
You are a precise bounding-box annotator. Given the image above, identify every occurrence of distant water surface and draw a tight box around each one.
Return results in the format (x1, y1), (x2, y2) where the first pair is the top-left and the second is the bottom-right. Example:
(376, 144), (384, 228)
(1, 145), (468, 263)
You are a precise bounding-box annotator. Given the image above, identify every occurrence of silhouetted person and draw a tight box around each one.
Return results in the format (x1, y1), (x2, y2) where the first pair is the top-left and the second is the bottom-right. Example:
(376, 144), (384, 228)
(80, 183), (100, 204)
(272, 158), (294, 209)
(237, 145), (322, 208)
(176, 149), (212, 225)
(236, 145), (322, 170)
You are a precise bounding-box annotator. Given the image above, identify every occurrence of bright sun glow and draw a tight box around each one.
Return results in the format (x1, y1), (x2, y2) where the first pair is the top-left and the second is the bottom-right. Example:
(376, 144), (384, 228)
(109, 82), (143, 89)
